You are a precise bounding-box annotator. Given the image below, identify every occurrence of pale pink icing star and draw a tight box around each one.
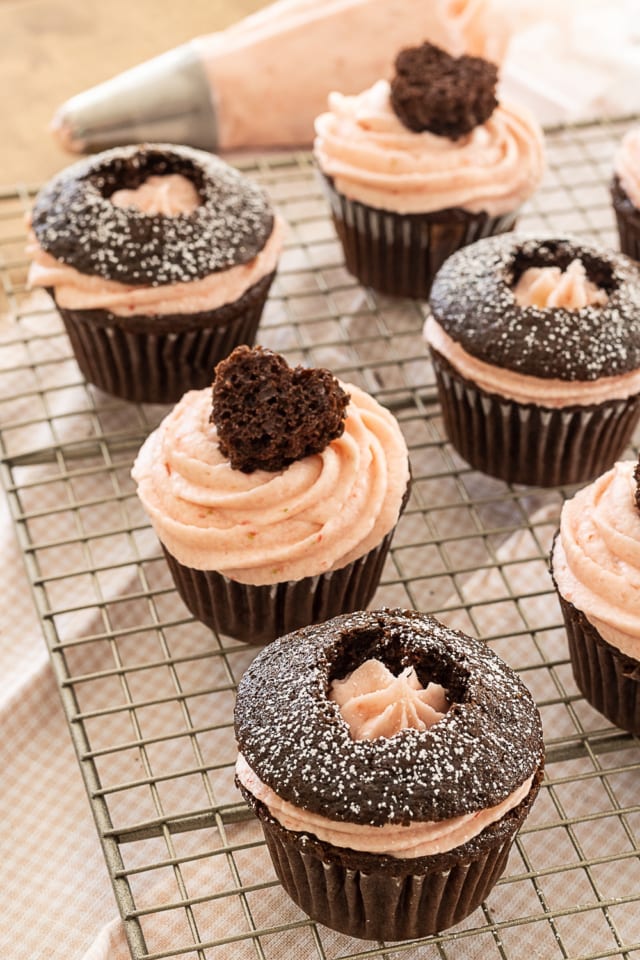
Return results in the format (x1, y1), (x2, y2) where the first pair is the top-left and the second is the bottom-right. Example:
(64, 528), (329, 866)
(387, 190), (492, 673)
(110, 173), (201, 216)
(513, 259), (608, 309)
(330, 659), (448, 740)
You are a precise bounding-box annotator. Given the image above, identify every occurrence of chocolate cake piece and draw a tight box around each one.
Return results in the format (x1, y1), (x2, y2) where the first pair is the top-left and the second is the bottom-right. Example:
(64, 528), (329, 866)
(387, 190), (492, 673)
(211, 345), (349, 473)
(390, 42), (498, 139)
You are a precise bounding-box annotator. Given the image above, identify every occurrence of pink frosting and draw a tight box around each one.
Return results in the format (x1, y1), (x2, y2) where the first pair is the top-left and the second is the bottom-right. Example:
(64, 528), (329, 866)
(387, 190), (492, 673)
(236, 753), (533, 858)
(513, 259), (608, 309)
(614, 127), (640, 210)
(553, 460), (640, 659)
(330, 659), (448, 739)
(424, 316), (640, 408)
(110, 173), (201, 216)
(132, 382), (409, 586)
(314, 80), (545, 216)
(27, 217), (284, 317)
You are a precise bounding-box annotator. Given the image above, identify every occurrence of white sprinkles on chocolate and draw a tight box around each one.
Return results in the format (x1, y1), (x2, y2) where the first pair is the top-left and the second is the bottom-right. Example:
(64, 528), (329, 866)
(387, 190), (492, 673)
(429, 235), (640, 381)
(234, 609), (544, 827)
(31, 144), (274, 286)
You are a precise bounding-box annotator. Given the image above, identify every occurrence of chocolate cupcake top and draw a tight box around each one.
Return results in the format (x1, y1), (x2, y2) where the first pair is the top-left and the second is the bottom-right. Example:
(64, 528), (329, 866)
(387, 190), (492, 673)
(30, 144), (274, 286)
(234, 609), (544, 826)
(429, 235), (640, 381)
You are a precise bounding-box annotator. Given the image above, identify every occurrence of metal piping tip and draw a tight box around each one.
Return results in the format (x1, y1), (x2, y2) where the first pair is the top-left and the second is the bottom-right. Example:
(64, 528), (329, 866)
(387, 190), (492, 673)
(51, 43), (219, 155)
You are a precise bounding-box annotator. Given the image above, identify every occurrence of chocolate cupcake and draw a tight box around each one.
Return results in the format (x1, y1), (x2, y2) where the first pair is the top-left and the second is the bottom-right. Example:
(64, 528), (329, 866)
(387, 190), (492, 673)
(28, 144), (284, 403)
(611, 127), (640, 261)
(132, 347), (411, 644)
(235, 608), (545, 940)
(313, 42), (544, 299)
(425, 235), (640, 487)
(550, 459), (640, 733)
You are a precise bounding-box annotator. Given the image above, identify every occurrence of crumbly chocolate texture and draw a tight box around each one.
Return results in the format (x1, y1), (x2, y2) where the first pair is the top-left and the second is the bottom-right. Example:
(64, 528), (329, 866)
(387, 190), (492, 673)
(31, 143), (274, 285)
(429, 234), (640, 380)
(234, 608), (545, 826)
(390, 42), (498, 139)
(211, 345), (349, 473)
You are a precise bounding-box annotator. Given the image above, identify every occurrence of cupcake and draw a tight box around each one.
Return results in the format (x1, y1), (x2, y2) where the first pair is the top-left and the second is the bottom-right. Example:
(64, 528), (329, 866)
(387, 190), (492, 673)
(132, 347), (411, 644)
(425, 235), (640, 487)
(551, 458), (640, 733)
(28, 144), (284, 403)
(611, 127), (640, 261)
(235, 608), (545, 940)
(314, 41), (544, 299)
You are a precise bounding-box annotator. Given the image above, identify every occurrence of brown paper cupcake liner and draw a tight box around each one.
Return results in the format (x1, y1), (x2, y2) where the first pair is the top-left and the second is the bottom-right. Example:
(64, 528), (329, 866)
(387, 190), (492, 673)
(553, 584), (640, 734)
(242, 770), (542, 941)
(431, 349), (640, 487)
(611, 176), (640, 262)
(50, 270), (275, 404)
(163, 524), (397, 645)
(319, 172), (518, 299)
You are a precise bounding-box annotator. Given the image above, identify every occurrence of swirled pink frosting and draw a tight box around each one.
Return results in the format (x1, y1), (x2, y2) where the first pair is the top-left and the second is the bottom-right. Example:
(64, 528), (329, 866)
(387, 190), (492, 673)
(314, 79), (545, 216)
(614, 127), (640, 210)
(236, 753), (533, 858)
(132, 382), (409, 586)
(514, 259), (608, 309)
(110, 173), (201, 216)
(424, 316), (640, 407)
(330, 659), (448, 740)
(553, 460), (640, 659)
(27, 217), (284, 317)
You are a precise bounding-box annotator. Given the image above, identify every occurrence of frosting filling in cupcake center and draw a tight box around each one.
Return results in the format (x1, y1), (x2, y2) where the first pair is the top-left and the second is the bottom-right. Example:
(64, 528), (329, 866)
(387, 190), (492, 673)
(513, 258), (609, 309)
(110, 173), (201, 216)
(330, 658), (448, 740)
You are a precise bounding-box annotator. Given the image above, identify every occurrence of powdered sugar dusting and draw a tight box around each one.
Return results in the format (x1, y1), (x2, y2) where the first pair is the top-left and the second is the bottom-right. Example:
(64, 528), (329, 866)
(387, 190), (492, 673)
(429, 235), (640, 381)
(31, 144), (274, 286)
(234, 609), (544, 827)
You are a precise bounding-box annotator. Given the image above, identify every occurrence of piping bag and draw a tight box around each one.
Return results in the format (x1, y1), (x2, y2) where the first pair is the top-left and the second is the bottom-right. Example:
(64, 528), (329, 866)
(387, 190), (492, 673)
(51, 0), (513, 155)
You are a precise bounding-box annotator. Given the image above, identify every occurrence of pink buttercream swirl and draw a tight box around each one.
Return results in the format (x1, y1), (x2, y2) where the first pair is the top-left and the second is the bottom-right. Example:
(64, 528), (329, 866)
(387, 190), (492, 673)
(553, 460), (640, 659)
(314, 79), (545, 216)
(330, 659), (448, 740)
(424, 316), (640, 408)
(514, 259), (608, 310)
(27, 217), (284, 316)
(132, 383), (409, 586)
(614, 127), (640, 210)
(236, 753), (533, 859)
(110, 173), (201, 216)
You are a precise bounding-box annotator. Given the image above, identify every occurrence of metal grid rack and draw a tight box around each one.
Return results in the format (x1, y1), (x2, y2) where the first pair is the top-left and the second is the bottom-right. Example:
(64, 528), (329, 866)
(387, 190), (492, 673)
(2, 117), (640, 960)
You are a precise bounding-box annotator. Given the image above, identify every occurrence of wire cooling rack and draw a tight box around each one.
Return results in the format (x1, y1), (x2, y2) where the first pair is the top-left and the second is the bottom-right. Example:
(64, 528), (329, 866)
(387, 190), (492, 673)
(2, 117), (640, 960)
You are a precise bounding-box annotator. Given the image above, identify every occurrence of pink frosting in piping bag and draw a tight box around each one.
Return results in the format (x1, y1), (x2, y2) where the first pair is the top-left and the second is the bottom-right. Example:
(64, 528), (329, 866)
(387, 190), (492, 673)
(553, 459), (640, 659)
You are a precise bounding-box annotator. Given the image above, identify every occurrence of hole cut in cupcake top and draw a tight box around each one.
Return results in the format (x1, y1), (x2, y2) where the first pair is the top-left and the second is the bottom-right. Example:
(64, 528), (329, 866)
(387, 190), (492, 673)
(330, 658), (449, 740)
(110, 174), (201, 217)
(513, 258), (609, 310)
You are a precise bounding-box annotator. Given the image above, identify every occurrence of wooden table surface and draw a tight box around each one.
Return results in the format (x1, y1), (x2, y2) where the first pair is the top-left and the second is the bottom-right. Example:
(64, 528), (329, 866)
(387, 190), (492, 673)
(0, 0), (266, 186)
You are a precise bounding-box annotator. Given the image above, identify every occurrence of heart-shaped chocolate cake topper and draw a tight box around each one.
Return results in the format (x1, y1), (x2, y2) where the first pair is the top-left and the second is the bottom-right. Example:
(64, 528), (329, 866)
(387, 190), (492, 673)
(390, 41), (498, 140)
(211, 346), (350, 473)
